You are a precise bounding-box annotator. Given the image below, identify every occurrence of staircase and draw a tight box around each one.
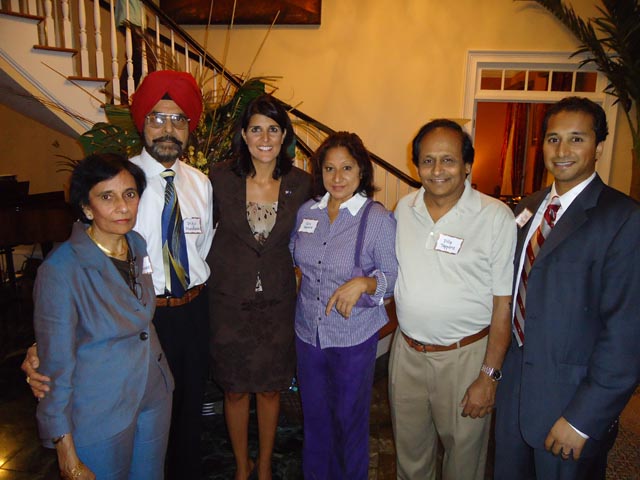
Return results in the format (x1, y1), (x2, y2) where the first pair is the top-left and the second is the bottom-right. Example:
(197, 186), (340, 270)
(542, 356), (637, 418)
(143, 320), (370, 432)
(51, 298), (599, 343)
(0, 8), (107, 135)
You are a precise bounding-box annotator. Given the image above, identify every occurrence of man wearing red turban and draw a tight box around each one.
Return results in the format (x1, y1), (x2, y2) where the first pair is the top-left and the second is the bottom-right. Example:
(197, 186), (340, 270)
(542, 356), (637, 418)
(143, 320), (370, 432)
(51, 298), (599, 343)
(23, 70), (213, 478)
(128, 70), (213, 479)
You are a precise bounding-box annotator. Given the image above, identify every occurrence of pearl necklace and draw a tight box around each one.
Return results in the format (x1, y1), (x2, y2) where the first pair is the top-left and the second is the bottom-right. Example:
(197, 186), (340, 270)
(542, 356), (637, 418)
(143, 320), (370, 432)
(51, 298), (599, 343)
(87, 226), (129, 259)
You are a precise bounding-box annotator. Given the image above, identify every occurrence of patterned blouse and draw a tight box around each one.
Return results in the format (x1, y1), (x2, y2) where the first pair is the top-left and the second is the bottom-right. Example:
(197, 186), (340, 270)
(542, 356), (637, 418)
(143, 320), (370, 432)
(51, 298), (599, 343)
(247, 201), (278, 291)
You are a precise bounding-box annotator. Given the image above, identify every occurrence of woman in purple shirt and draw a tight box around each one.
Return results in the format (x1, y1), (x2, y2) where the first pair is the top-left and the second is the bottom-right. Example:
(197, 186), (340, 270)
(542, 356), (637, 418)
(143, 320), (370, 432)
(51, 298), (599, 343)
(290, 132), (398, 479)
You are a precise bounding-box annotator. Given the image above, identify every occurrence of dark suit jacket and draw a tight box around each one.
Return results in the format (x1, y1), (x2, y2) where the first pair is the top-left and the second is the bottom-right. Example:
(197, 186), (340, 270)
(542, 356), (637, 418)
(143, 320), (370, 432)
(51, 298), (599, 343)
(502, 175), (640, 455)
(208, 162), (312, 301)
(34, 222), (174, 447)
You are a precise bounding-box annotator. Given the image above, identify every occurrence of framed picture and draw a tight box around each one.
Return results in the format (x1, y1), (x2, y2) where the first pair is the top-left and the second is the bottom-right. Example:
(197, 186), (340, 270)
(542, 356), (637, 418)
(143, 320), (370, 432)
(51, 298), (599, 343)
(160, 0), (322, 25)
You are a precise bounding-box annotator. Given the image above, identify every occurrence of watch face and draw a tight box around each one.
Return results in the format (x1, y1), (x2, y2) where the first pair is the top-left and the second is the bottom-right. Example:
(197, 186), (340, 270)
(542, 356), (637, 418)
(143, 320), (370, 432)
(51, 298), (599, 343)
(492, 370), (503, 381)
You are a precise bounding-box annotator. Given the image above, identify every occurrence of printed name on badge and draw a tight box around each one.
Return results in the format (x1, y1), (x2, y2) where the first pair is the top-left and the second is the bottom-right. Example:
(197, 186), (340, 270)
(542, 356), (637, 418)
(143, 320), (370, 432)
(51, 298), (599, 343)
(142, 256), (153, 274)
(435, 233), (463, 255)
(299, 219), (319, 233)
(184, 217), (202, 234)
(515, 209), (533, 228)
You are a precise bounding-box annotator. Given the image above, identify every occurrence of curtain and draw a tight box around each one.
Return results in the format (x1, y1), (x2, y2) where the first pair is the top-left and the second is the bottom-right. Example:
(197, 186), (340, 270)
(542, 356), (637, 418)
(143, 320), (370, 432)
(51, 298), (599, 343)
(500, 103), (529, 196)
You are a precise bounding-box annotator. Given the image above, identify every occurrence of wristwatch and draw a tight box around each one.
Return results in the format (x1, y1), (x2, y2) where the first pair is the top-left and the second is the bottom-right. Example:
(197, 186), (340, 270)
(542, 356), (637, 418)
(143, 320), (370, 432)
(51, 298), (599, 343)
(481, 364), (502, 381)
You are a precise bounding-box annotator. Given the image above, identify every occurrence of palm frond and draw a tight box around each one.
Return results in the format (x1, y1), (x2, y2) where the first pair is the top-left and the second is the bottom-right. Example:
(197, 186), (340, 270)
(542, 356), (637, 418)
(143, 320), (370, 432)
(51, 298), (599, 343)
(531, 0), (639, 113)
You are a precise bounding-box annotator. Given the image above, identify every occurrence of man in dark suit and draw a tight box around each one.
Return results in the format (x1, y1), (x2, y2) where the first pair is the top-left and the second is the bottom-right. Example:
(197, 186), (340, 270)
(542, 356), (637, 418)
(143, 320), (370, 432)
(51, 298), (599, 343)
(494, 96), (640, 480)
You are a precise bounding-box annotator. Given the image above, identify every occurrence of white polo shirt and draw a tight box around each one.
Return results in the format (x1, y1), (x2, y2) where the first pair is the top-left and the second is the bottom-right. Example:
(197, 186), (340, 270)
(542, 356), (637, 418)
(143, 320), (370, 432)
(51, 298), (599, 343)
(394, 181), (516, 345)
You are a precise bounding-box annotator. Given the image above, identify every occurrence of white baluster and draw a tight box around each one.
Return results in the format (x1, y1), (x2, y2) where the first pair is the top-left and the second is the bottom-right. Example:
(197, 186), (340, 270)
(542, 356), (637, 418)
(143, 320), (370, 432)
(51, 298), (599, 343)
(77, 0), (89, 76)
(94, 0), (104, 78)
(43, 0), (53, 46)
(61, 0), (72, 49)
(10, 0), (19, 13)
(140, 9), (148, 80)
(27, 0), (37, 16)
(184, 42), (190, 74)
(155, 16), (162, 69)
(109, 0), (121, 103)
(124, 0), (135, 98)
(170, 30), (176, 68)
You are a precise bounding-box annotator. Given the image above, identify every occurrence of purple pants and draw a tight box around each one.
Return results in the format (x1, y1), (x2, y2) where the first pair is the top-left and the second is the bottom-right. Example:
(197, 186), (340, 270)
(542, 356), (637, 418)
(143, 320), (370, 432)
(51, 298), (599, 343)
(296, 333), (378, 480)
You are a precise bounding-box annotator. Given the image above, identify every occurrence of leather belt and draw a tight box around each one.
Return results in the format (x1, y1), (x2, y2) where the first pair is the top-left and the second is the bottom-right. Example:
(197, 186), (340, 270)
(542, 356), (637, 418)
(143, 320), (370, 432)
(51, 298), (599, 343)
(156, 284), (205, 308)
(402, 326), (490, 353)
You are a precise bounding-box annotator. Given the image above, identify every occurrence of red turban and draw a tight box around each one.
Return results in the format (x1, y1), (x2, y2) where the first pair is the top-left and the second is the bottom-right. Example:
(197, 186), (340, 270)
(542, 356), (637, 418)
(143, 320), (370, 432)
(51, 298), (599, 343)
(130, 71), (203, 133)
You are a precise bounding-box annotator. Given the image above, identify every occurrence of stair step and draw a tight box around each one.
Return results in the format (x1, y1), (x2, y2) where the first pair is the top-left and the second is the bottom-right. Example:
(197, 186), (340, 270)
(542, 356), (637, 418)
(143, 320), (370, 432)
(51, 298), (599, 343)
(33, 45), (77, 55)
(0, 9), (43, 22)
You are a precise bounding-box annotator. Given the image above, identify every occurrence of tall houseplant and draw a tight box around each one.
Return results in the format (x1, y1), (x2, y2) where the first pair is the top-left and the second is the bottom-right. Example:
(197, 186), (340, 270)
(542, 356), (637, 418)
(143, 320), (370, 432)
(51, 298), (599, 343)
(530, 0), (640, 200)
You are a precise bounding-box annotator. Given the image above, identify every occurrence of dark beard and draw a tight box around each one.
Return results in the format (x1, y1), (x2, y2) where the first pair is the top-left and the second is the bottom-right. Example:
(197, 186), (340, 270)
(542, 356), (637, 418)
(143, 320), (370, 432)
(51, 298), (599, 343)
(144, 136), (184, 164)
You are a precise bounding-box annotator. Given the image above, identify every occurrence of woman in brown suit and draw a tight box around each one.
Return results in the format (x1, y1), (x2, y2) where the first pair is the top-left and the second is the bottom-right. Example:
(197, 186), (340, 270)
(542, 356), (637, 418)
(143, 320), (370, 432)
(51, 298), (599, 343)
(208, 95), (311, 480)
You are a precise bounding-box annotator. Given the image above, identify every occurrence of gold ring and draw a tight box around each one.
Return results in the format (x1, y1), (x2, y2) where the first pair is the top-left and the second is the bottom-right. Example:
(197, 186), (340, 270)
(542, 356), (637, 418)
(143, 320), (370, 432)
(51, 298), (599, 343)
(26, 376), (31, 384)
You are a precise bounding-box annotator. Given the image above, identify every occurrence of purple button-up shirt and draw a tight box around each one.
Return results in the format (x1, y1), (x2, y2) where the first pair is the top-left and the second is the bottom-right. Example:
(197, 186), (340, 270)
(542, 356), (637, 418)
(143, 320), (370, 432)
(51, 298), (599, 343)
(290, 193), (397, 348)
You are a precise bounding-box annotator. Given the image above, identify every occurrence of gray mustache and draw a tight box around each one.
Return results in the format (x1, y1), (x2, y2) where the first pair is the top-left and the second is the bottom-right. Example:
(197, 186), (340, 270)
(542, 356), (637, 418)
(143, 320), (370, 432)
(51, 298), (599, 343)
(153, 136), (182, 146)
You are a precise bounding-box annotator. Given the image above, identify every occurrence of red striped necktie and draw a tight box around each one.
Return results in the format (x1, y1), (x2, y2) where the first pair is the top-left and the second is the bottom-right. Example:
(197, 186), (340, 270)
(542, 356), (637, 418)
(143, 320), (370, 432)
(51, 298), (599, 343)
(513, 196), (561, 346)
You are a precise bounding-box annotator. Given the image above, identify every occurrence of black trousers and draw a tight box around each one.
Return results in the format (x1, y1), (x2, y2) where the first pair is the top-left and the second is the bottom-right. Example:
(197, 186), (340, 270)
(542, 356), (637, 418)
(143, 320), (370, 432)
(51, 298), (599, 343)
(153, 287), (209, 480)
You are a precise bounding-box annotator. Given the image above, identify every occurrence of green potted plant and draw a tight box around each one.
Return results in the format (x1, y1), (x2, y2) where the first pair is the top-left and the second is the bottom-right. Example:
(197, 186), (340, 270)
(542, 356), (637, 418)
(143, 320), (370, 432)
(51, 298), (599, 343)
(529, 0), (640, 200)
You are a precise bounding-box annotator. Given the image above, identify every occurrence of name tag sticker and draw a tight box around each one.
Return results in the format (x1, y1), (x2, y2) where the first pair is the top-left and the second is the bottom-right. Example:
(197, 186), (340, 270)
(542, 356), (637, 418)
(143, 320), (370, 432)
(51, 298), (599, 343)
(515, 209), (533, 228)
(435, 233), (463, 255)
(184, 217), (202, 234)
(299, 219), (318, 233)
(142, 256), (153, 274)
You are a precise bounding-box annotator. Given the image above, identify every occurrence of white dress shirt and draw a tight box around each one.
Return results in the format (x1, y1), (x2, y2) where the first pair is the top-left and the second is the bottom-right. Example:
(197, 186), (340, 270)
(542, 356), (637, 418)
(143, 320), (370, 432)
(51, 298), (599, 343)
(130, 149), (214, 295)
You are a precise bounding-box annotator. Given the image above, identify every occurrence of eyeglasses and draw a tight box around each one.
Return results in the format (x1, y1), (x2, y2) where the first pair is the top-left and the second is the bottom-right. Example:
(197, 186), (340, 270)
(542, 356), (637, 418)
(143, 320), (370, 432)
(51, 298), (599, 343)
(145, 112), (190, 130)
(128, 257), (143, 301)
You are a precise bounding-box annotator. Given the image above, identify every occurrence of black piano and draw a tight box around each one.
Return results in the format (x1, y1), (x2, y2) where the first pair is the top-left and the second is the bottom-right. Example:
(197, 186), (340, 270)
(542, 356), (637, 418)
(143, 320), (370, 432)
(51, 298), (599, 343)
(1, 176), (75, 288)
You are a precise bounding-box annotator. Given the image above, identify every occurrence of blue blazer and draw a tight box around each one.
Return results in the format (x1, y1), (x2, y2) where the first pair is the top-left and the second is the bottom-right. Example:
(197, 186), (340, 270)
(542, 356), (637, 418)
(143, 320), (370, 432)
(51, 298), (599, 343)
(499, 175), (640, 455)
(34, 222), (174, 447)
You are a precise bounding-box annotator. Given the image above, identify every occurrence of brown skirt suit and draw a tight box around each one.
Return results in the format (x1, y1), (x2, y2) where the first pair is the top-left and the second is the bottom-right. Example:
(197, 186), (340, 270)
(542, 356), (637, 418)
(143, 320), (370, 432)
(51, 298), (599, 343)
(208, 161), (312, 392)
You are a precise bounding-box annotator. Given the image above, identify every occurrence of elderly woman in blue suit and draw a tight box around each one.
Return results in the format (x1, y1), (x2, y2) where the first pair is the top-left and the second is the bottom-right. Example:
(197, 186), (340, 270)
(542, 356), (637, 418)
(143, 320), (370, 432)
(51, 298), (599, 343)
(33, 153), (173, 480)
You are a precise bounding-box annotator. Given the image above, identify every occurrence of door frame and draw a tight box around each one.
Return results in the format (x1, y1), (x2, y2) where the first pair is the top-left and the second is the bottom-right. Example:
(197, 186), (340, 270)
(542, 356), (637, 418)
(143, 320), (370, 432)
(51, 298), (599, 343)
(462, 50), (618, 183)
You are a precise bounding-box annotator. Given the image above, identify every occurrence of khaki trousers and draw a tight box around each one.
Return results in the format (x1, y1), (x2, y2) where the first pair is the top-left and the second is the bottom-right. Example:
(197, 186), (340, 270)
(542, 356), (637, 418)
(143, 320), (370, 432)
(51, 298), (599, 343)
(389, 329), (490, 480)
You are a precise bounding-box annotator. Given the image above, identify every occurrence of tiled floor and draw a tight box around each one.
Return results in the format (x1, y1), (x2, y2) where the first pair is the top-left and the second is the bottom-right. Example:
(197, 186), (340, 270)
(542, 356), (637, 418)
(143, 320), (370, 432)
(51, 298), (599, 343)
(1, 283), (638, 479)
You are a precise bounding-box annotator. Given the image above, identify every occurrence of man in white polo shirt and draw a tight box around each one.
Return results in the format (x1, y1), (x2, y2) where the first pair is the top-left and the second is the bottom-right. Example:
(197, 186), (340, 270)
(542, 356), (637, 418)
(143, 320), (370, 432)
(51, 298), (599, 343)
(389, 119), (516, 480)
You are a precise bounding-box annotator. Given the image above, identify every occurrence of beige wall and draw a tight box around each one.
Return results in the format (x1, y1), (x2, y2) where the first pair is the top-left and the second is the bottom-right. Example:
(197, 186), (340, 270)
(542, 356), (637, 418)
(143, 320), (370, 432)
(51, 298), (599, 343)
(0, 104), (83, 194)
(185, 0), (632, 193)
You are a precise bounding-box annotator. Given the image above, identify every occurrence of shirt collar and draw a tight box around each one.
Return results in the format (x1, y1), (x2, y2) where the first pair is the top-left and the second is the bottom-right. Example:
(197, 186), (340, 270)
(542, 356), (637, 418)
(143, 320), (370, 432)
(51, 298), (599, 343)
(311, 192), (368, 215)
(141, 148), (181, 177)
(551, 172), (596, 212)
(410, 180), (480, 217)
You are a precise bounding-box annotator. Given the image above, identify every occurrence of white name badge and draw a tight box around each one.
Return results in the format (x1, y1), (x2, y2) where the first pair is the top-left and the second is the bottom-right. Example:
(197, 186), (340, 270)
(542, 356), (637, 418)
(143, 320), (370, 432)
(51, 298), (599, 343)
(515, 208), (533, 228)
(142, 256), (153, 275)
(298, 219), (319, 233)
(435, 233), (463, 255)
(184, 217), (202, 234)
